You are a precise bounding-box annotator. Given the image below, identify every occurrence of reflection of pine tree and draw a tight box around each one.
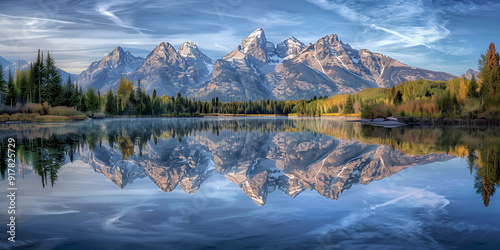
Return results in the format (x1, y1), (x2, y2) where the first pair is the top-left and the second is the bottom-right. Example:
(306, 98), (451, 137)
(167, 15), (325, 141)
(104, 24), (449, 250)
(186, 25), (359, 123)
(0, 139), (8, 180)
(473, 148), (500, 207)
(12, 134), (84, 187)
(466, 148), (477, 175)
(31, 136), (65, 187)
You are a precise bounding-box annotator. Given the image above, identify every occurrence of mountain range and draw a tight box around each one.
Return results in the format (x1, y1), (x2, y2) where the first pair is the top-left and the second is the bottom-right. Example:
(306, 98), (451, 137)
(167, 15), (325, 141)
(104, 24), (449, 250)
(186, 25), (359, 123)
(76, 28), (456, 101)
(2, 28), (458, 101)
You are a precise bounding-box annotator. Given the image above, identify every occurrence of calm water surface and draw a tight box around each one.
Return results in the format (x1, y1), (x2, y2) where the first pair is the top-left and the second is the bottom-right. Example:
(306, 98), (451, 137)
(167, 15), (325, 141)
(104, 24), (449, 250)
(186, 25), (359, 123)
(0, 117), (499, 249)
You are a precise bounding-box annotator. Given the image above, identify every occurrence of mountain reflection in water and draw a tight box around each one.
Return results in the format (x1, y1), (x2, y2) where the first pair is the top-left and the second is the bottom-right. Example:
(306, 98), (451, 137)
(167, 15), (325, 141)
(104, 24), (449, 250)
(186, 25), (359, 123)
(1, 117), (498, 207)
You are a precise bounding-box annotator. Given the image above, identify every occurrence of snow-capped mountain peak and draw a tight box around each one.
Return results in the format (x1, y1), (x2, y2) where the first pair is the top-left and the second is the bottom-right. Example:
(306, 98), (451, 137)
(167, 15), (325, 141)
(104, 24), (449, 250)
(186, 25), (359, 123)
(178, 41), (211, 63)
(276, 36), (305, 58)
(247, 28), (264, 39)
(177, 41), (212, 76)
(240, 28), (267, 54)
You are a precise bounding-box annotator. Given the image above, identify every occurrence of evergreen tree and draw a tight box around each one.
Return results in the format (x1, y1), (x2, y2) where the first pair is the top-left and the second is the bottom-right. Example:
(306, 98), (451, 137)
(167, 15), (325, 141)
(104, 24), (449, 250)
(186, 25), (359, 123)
(479, 43), (500, 98)
(105, 90), (115, 114)
(18, 70), (28, 104)
(29, 49), (44, 104)
(343, 94), (354, 114)
(394, 90), (403, 104)
(216, 97), (219, 112)
(144, 95), (152, 115)
(135, 79), (144, 115)
(79, 85), (86, 111)
(42, 52), (64, 105)
(0, 64), (6, 101)
(152, 97), (161, 116)
(389, 86), (396, 103)
(65, 75), (72, 104)
(84, 86), (100, 112)
(97, 89), (101, 109)
(174, 92), (182, 114)
(5, 69), (16, 106)
(486, 43), (499, 70)
(69, 83), (79, 108)
(468, 75), (478, 98)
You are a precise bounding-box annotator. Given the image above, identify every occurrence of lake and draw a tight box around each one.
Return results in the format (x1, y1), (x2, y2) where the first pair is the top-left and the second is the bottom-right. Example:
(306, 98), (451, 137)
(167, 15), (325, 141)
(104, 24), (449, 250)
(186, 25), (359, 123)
(1, 117), (499, 249)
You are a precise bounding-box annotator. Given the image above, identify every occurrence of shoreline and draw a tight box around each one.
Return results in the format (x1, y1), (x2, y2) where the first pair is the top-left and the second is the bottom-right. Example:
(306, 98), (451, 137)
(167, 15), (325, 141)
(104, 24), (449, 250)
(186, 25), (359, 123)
(1, 113), (499, 128)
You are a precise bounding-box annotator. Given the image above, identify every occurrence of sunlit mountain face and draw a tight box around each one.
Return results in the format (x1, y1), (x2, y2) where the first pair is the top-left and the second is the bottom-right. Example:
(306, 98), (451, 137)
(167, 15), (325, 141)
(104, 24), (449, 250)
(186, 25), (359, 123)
(2, 118), (497, 207)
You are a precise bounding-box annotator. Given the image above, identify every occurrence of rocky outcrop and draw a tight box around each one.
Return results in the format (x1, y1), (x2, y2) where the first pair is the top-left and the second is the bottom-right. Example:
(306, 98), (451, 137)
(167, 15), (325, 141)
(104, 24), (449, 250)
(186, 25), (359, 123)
(460, 68), (480, 80)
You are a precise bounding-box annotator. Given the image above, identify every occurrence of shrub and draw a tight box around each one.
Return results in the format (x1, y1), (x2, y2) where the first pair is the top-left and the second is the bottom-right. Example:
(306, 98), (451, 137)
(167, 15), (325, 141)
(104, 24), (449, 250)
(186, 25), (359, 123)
(22, 103), (43, 114)
(362, 103), (391, 119)
(0, 114), (10, 122)
(42, 102), (51, 115)
(394, 100), (439, 117)
(50, 106), (83, 116)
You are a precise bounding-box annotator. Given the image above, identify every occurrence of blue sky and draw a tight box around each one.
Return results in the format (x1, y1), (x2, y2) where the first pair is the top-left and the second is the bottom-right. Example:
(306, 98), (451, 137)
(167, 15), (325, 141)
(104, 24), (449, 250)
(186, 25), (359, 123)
(0, 0), (499, 76)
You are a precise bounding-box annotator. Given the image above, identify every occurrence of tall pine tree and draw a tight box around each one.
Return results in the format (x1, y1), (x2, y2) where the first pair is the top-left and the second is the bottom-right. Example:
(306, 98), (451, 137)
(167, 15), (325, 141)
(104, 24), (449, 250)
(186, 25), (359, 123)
(29, 49), (44, 104)
(343, 94), (354, 114)
(6, 69), (17, 106)
(105, 90), (115, 114)
(468, 75), (478, 98)
(65, 75), (72, 104)
(18, 70), (28, 104)
(42, 52), (64, 106)
(0, 64), (6, 102)
(479, 43), (500, 98)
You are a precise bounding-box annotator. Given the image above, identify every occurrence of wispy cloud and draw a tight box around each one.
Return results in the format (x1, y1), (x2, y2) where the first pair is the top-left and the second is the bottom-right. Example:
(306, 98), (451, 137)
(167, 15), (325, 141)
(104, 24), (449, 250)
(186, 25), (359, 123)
(215, 43), (230, 51)
(0, 14), (75, 24)
(305, 0), (448, 49)
(95, 2), (153, 35)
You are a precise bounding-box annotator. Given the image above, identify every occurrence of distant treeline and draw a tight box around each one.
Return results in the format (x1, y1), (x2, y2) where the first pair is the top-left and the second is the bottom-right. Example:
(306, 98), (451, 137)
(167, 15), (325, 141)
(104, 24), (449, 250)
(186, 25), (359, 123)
(101, 76), (316, 116)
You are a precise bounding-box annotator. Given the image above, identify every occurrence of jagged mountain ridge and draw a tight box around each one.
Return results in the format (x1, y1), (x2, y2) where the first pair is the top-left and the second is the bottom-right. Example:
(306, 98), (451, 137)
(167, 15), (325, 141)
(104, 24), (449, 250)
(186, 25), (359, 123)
(74, 28), (457, 101)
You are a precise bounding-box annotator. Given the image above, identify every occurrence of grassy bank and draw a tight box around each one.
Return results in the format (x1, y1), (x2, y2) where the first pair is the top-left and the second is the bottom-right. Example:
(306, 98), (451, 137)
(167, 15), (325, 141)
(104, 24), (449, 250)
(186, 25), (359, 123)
(0, 113), (87, 123)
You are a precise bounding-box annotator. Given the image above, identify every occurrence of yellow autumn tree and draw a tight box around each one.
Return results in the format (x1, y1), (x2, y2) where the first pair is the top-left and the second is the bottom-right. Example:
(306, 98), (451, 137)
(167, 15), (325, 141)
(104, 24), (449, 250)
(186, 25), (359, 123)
(117, 76), (134, 111)
(458, 77), (468, 102)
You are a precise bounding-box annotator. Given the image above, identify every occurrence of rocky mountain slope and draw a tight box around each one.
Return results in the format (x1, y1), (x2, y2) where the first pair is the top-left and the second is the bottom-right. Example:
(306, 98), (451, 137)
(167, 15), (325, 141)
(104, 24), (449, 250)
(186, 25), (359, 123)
(77, 46), (144, 91)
